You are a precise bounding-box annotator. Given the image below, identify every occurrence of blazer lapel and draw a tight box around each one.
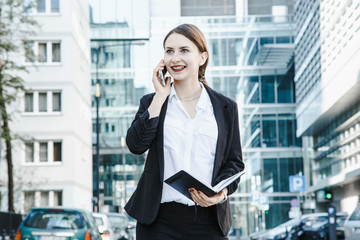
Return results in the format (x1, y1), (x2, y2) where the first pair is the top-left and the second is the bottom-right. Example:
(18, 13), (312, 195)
(158, 97), (169, 183)
(204, 86), (230, 186)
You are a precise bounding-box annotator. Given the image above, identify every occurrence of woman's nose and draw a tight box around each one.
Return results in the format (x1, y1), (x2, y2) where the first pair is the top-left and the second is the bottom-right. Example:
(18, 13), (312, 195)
(170, 51), (181, 62)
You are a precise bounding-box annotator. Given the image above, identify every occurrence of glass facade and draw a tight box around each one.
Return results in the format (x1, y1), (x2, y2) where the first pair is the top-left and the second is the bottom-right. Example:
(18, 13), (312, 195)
(312, 103), (360, 184)
(248, 0), (294, 15)
(90, 0), (150, 210)
(294, 0), (360, 214)
(181, 0), (236, 16)
(294, 0), (321, 104)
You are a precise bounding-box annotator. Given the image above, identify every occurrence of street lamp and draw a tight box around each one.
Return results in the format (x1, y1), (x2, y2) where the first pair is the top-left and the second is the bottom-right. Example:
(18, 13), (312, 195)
(95, 65), (101, 212)
(92, 40), (147, 212)
(120, 136), (127, 210)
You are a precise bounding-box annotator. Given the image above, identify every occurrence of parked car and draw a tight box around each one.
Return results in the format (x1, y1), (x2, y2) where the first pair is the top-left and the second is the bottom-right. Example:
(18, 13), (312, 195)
(297, 212), (348, 240)
(249, 211), (348, 240)
(344, 205), (360, 240)
(92, 213), (116, 240)
(15, 207), (101, 240)
(268, 218), (301, 240)
(104, 212), (131, 240)
(249, 230), (270, 240)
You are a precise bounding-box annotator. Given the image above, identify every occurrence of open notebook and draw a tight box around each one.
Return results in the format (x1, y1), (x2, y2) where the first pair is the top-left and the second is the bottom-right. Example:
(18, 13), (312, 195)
(164, 170), (245, 201)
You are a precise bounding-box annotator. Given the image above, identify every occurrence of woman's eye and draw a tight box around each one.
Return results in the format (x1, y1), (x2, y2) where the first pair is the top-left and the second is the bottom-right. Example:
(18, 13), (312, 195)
(166, 49), (173, 54)
(181, 49), (189, 53)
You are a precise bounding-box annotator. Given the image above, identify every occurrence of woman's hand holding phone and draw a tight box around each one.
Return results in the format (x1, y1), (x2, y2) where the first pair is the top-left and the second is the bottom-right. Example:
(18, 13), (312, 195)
(153, 59), (171, 96)
(148, 60), (171, 119)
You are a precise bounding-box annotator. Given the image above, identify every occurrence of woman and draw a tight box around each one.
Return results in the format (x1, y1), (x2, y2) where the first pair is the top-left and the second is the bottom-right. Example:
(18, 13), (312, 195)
(125, 24), (244, 239)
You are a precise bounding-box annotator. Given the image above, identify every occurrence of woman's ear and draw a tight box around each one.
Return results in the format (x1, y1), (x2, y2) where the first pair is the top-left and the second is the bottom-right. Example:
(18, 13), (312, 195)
(200, 52), (208, 66)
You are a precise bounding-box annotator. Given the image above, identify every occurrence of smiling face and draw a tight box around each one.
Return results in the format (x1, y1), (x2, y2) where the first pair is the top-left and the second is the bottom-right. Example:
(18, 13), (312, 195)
(164, 33), (207, 82)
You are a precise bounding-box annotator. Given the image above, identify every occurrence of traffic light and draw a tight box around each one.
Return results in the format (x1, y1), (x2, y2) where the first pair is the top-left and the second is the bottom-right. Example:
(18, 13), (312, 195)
(325, 189), (333, 200)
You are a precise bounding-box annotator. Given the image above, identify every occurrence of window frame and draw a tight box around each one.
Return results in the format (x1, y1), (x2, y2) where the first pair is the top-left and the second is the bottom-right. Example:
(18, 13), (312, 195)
(23, 90), (62, 115)
(22, 190), (63, 213)
(23, 140), (63, 165)
(23, 0), (60, 14)
(24, 40), (61, 64)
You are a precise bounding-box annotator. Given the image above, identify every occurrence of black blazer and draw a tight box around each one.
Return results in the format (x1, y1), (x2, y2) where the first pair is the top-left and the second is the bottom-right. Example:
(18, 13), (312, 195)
(125, 84), (245, 236)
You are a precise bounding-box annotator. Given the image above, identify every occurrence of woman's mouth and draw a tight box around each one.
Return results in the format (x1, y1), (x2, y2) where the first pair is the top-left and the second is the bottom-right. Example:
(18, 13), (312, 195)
(171, 66), (186, 72)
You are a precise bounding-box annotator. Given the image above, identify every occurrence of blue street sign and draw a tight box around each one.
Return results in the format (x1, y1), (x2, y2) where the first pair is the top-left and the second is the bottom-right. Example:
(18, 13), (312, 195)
(289, 176), (306, 192)
(259, 195), (269, 206)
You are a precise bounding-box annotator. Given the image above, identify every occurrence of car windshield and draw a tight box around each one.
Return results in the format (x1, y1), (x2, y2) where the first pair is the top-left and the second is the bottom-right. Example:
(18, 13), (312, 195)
(349, 207), (360, 221)
(303, 217), (328, 229)
(107, 215), (128, 229)
(94, 216), (104, 226)
(336, 216), (347, 227)
(24, 210), (84, 229)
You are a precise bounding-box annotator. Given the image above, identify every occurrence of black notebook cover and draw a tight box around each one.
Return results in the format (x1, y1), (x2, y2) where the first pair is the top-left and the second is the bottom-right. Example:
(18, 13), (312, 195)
(164, 170), (243, 201)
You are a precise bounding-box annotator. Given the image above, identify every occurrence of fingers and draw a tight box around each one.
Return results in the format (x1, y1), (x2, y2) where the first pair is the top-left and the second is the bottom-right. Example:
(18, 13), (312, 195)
(152, 59), (171, 93)
(153, 59), (166, 81)
(189, 188), (219, 207)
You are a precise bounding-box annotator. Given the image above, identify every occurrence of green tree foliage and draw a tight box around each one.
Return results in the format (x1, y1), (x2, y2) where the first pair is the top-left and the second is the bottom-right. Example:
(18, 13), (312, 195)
(0, 0), (38, 212)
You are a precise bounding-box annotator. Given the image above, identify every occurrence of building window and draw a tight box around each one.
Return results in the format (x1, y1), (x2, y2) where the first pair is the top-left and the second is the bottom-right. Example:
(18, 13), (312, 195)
(54, 142), (62, 162)
(24, 191), (35, 214)
(24, 41), (35, 62)
(263, 158), (279, 192)
(39, 142), (48, 162)
(181, 0), (235, 16)
(52, 43), (61, 62)
(52, 92), (61, 112)
(37, 0), (46, 13)
(262, 117), (277, 147)
(23, 0), (60, 14)
(38, 43), (47, 62)
(40, 191), (49, 206)
(25, 93), (34, 112)
(261, 76), (275, 103)
(39, 92), (47, 112)
(54, 191), (62, 206)
(24, 91), (62, 113)
(24, 141), (62, 163)
(23, 190), (63, 213)
(51, 0), (60, 13)
(25, 142), (35, 162)
(25, 41), (61, 63)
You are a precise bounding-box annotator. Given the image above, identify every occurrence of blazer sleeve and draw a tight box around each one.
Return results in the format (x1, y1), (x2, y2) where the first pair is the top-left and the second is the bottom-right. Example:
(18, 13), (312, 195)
(126, 94), (159, 154)
(215, 103), (245, 195)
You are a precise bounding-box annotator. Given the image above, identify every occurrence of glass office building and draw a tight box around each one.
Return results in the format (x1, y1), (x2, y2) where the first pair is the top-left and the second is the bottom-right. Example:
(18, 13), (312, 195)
(90, 0), (150, 211)
(294, 0), (360, 215)
(90, 0), (303, 236)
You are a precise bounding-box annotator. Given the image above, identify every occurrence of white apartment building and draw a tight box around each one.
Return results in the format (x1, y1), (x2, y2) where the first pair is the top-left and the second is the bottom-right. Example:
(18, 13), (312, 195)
(0, 0), (92, 213)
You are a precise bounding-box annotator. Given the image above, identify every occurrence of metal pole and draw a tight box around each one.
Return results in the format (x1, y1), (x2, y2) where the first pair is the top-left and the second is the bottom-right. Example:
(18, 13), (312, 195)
(95, 47), (101, 212)
(0, 58), (2, 163)
(0, 58), (2, 184)
(121, 137), (127, 210)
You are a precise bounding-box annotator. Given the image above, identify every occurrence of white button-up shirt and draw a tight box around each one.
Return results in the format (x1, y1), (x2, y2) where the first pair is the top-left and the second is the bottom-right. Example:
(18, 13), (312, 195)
(161, 83), (218, 206)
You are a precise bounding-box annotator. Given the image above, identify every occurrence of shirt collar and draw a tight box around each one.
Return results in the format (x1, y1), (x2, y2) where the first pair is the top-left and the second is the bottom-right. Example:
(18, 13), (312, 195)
(168, 83), (211, 112)
(196, 83), (209, 112)
(168, 84), (177, 103)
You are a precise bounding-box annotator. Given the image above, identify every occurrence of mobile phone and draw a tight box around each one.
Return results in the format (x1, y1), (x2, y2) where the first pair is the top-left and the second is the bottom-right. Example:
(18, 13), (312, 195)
(159, 67), (167, 87)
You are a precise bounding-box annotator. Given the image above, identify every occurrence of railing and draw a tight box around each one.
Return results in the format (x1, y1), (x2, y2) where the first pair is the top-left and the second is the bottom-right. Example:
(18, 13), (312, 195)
(151, 15), (294, 37)
(0, 212), (23, 240)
